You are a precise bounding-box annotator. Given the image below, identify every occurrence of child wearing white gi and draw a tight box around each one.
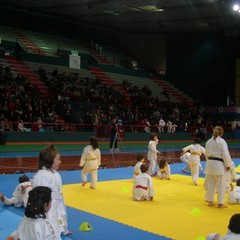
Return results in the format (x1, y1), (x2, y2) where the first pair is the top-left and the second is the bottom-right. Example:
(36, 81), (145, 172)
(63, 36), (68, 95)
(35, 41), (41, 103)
(0, 174), (32, 208)
(147, 133), (161, 176)
(133, 164), (154, 201)
(133, 154), (145, 177)
(6, 186), (58, 240)
(31, 144), (72, 238)
(157, 159), (171, 180)
(228, 179), (240, 204)
(182, 136), (206, 185)
(80, 136), (101, 189)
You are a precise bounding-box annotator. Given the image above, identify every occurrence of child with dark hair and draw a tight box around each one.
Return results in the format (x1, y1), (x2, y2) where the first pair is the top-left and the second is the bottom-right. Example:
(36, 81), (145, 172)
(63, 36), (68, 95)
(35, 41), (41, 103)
(7, 186), (58, 240)
(133, 164), (154, 201)
(0, 174), (32, 208)
(133, 154), (145, 177)
(222, 214), (240, 239)
(31, 144), (71, 238)
(79, 136), (101, 189)
(181, 134), (206, 186)
(157, 159), (171, 180)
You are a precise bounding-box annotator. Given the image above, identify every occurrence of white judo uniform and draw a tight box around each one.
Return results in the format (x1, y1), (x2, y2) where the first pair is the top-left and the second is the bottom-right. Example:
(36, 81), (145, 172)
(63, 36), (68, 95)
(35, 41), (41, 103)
(80, 145), (101, 189)
(31, 168), (67, 239)
(180, 152), (204, 174)
(222, 231), (240, 240)
(2, 181), (32, 208)
(182, 144), (205, 185)
(133, 172), (154, 201)
(17, 216), (58, 240)
(205, 136), (232, 205)
(157, 164), (171, 179)
(133, 162), (143, 177)
(147, 139), (159, 175)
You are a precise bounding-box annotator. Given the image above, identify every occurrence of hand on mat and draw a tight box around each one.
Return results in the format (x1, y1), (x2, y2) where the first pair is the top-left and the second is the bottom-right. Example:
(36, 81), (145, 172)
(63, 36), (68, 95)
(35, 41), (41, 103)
(79, 166), (84, 170)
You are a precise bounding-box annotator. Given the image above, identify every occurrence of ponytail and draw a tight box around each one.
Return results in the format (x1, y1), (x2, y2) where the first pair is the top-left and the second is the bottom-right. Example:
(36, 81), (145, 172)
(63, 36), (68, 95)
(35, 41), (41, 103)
(213, 126), (224, 139)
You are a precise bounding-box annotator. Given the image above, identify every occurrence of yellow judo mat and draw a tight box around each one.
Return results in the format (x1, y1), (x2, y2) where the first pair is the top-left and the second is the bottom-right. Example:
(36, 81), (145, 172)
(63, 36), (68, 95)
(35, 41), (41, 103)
(63, 175), (240, 240)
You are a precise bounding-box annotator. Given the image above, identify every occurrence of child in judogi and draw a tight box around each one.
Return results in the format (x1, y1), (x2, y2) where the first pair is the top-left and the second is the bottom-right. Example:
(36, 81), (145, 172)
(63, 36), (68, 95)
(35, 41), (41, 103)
(133, 154), (145, 178)
(157, 159), (171, 180)
(133, 164), (154, 201)
(0, 174), (32, 208)
(228, 179), (240, 204)
(180, 151), (204, 174)
(6, 186), (59, 240)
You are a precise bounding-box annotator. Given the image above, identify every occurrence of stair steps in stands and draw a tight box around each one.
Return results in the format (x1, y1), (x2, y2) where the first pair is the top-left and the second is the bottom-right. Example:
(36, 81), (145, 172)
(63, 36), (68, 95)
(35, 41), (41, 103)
(150, 76), (194, 106)
(88, 66), (130, 107)
(5, 56), (48, 98)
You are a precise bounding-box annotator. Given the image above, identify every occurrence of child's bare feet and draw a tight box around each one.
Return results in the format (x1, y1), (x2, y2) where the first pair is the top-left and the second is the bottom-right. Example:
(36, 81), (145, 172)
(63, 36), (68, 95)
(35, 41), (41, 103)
(81, 182), (87, 187)
(217, 204), (227, 208)
(208, 201), (215, 207)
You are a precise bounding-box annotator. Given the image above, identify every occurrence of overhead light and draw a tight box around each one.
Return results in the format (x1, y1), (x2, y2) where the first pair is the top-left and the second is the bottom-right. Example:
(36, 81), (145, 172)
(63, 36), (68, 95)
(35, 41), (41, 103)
(233, 4), (240, 11)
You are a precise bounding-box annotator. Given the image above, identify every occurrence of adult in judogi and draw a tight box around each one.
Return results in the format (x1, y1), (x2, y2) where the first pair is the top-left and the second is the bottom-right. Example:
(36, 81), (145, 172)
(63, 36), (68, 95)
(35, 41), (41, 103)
(80, 136), (101, 189)
(182, 135), (206, 185)
(133, 164), (154, 201)
(147, 133), (161, 176)
(205, 126), (232, 208)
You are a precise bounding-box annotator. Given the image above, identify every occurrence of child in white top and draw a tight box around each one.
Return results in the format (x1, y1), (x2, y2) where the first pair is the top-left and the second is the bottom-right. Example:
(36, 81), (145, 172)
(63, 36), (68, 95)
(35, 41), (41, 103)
(133, 154), (145, 177)
(147, 133), (161, 176)
(133, 164), (154, 201)
(0, 174), (32, 208)
(228, 179), (240, 204)
(157, 159), (171, 180)
(6, 186), (59, 240)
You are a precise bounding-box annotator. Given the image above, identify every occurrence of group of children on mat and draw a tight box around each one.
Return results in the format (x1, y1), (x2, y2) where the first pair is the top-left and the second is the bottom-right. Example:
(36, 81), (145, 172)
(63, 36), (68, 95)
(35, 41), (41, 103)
(0, 144), (72, 240)
(1, 131), (239, 239)
(0, 136), (101, 240)
(132, 132), (240, 205)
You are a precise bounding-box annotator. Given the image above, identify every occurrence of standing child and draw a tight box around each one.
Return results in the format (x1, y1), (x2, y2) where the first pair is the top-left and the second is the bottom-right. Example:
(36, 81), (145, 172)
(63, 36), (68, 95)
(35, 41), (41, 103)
(80, 136), (101, 189)
(147, 133), (161, 176)
(31, 144), (71, 238)
(182, 135), (206, 185)
(180, 151), (204, 174)
(6, 186), (58, 240)
(0, 174), (32, 208)
(157, 159), (171, 180)
(133, 164), (154, 201)
(133, 154), (145, 177)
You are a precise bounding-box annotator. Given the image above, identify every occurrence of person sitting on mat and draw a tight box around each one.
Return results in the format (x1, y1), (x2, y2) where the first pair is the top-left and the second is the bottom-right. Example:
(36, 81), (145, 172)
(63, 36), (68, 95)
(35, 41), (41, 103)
(0, 174), (32, 208)
(157, 159), (171, 180)
(6, 186), (58, 240)
(133, 164), (154, 201)
(79, 136), (101, 189)
(133, 154), (145, 178)
(222, 213), (240, 239)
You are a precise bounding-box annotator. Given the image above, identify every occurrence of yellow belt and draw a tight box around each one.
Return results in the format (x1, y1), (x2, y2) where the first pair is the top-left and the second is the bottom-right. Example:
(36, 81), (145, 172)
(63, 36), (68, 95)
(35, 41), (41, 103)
(191, 152), (201, 156)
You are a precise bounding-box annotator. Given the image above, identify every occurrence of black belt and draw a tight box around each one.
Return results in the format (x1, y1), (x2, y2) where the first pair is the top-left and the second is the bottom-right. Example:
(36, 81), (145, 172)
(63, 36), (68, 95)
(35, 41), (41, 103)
(208, 157), (223, 162)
